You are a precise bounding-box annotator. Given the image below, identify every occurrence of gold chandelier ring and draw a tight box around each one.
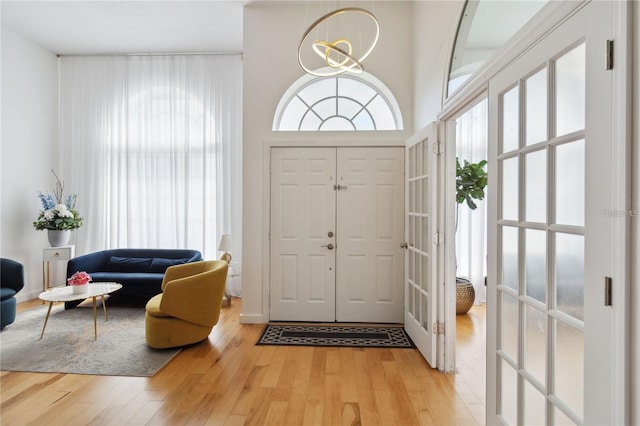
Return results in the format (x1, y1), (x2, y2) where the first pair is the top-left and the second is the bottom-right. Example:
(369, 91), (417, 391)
(312, 39), (353, 68)
(312, 40), (363, 72)
(298, 7), (380, 77)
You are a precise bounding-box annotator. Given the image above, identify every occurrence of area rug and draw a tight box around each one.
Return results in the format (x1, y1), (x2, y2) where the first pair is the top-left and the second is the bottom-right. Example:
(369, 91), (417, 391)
(256, 324), (416, 348)
(0, 305), (180, 377)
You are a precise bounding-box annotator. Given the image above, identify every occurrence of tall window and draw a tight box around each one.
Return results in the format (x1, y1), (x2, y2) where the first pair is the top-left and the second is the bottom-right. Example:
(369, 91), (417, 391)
(119, 86), (217, 249)
(59, 55), (242, 290)
(274, 70), (403, 131)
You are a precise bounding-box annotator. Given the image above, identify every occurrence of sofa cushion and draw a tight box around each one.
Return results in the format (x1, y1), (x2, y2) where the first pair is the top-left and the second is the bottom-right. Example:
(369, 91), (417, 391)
(105, 256), (152, 273)
(90, 272), (163, 286)
(0, 287), (16, 301)
(149, 258), (188, 273)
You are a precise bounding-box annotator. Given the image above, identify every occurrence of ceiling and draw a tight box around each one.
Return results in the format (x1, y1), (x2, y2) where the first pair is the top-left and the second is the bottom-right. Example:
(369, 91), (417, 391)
(1, 1), (248, 55)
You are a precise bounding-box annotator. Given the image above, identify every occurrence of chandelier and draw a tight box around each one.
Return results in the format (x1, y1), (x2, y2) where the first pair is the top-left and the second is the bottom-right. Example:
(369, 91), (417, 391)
(297, 6), (380, 77)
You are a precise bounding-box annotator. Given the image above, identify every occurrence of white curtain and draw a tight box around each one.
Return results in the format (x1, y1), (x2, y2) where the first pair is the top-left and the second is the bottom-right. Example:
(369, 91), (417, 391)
(59, 55), (243, 296)
(455, 98), (488, 303)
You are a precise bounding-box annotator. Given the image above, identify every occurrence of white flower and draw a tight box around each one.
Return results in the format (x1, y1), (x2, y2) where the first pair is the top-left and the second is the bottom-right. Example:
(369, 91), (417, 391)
(54, 204), (73, 218)
(34, 172), (83, 231)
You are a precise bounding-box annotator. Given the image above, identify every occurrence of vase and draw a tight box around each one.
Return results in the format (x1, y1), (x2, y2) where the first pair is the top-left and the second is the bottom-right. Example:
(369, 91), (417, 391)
(455, 277), (475, 315)
(72, 283), (88, 294)
(47, 230), (71, 247)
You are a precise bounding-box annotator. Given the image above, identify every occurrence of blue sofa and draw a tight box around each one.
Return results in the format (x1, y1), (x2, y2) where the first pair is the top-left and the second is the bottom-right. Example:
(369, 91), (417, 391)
(1, 258), (24, 329)
(65, 249), (202, 307)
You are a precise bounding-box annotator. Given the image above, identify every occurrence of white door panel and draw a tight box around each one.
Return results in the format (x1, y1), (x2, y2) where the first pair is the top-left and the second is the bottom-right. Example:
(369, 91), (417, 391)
(270, 148), (336, 322)
(336, 147), (405, 323)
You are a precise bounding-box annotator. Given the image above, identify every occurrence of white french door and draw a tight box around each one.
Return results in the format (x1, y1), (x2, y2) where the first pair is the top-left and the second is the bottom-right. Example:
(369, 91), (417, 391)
(270, 147), (404, 323)
(404, 122), (441, 368)
(487, 2), (617, 424)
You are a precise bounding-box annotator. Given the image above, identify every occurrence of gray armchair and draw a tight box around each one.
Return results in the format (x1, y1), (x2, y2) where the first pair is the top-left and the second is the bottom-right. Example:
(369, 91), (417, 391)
(1, 258), (25, 329)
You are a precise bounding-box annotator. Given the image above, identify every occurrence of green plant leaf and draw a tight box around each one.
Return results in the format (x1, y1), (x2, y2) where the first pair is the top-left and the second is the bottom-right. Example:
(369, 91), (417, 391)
(456, 157), (488, 211)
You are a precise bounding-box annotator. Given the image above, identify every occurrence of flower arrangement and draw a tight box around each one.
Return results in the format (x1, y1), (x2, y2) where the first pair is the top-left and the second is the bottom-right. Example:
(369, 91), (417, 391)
(68, 271), (92, 286)
(33, 170), (83, 231)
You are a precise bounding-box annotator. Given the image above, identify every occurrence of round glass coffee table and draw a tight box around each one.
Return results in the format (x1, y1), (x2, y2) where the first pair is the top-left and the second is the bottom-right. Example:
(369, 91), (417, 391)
(38, 282), (122, 340)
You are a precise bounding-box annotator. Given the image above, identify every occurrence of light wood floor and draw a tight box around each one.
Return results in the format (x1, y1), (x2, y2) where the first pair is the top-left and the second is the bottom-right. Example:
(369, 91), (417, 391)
(1, 299), (486, 425)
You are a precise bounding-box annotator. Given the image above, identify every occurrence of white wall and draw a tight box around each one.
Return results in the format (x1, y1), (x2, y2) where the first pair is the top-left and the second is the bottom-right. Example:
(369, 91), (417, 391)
(241, 2), (414, 322)
(1, 26), (60, 301)
(413, 0), (464, 132)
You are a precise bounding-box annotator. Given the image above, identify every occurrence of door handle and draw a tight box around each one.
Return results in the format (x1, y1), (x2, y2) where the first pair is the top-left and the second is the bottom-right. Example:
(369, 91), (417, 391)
(321, 243), (334, 250)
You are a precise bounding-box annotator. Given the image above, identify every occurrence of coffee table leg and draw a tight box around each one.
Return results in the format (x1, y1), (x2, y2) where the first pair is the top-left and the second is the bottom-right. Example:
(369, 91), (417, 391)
(40, 302), (53, 339)
(92, 296), (97, 339)
(102, 295), (108, 321)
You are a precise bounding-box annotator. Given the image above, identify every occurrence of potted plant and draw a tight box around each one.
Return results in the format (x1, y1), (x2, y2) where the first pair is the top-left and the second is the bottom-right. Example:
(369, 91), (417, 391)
(33, 170), (83, 247)
(68, 271), (92, 293)
(455, 157), (487, 314)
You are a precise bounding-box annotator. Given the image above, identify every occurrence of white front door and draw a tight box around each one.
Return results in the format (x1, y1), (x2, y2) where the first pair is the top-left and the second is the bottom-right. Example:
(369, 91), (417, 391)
(336, 147), (405, 323)
(270, 147), (337, 322)
(403, 123), (440, 368)
(270, 147), (405, 323)
(486, 2), (618, 424)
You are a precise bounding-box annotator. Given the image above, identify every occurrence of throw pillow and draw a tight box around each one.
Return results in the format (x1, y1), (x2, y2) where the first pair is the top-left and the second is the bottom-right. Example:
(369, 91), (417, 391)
(105, 256), (153, 273)
(149, 258), (188, 273)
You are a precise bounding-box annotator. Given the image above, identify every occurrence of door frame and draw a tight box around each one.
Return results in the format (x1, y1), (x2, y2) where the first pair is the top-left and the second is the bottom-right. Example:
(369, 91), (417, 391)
(437, 91), (490, 373)
(438, 1), (631, 424)
(261, 138), (406, 324)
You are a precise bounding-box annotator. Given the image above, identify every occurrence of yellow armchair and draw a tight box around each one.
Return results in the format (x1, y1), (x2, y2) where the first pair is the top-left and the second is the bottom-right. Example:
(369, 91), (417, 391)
(145, 260), (228, 349)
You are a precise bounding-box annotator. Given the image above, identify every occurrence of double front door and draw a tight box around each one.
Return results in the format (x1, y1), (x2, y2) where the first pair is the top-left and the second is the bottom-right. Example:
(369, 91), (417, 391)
(270, 147), (404, 323)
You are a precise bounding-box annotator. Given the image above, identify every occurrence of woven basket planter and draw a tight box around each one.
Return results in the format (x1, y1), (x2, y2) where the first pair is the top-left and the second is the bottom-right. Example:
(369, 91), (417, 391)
(456, 278), (475, 315)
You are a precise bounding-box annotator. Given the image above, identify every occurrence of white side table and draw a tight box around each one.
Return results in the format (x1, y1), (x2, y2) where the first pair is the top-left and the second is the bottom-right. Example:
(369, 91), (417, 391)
(221, 261), (239, 307)
(42, 245), (75, 291)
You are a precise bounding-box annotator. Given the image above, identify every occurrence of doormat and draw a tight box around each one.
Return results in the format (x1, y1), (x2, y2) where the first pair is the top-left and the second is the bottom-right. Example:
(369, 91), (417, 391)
(256, 324), (416, 348)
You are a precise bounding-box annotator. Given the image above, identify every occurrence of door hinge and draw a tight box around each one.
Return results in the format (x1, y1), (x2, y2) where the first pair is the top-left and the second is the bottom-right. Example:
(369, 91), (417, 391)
(606, 40), (614, 70)
(433, 322), (445, 335)
(433, 232), (444, 245)
(432, 141), (444, 155)
(604, 276), (612, 306)
(400, 242), (408, 249)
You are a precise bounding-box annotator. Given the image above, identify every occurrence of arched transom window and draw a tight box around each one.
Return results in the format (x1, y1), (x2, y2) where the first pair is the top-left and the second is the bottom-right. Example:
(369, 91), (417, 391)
(273, 70), (403, 131)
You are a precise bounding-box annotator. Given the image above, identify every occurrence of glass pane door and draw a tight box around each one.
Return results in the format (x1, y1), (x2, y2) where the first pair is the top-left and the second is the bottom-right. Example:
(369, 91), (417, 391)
(495, 42), (588, 425)
(404, 122), (439, 367)
(483, 2), (622, 424)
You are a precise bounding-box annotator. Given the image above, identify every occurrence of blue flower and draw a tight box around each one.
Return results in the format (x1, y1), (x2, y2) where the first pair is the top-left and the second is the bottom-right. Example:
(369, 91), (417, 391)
(66, 194), (77, 209)
(38, 193), (55, 210)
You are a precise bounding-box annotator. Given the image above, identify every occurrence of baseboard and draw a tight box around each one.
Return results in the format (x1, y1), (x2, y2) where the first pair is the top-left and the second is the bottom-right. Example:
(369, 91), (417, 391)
(239, 313), (268, 324)
(16, 290), (41, 304)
